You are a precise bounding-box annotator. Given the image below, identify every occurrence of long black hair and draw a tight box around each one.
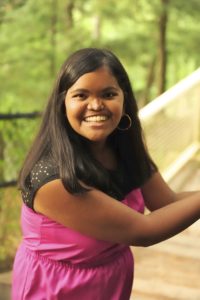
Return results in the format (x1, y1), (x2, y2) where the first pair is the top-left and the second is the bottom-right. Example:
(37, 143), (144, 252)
(18, 48), (157, 194)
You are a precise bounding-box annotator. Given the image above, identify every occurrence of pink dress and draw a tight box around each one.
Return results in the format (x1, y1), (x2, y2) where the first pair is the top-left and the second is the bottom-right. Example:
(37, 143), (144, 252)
(12, 188), (144, 300)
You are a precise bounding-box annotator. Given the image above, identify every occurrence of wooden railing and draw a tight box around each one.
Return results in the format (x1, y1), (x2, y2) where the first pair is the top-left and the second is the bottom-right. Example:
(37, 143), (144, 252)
(139, 68), (200, 182)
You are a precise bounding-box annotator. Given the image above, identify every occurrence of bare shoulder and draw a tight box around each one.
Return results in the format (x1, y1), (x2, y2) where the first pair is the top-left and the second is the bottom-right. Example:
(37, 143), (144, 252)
(141, 172), (176, 211)
(34, 179), (98, 222)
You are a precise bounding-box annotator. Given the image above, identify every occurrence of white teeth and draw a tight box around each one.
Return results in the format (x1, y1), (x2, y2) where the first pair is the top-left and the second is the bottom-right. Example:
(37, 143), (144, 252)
(84, 115), (108, 122)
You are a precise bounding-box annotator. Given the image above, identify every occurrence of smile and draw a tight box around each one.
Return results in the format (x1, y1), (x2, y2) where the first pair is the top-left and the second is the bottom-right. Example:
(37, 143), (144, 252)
(84, 115), (109, 122)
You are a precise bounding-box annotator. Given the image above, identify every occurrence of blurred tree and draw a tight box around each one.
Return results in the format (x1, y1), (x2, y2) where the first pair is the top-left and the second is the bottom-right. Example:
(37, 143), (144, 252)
(50, 0), (58, 76)
(157, 0), (169, 95)
(0, 0), (200, 269)
(0, 0), (200, 182)
(1, 0), (200, 110)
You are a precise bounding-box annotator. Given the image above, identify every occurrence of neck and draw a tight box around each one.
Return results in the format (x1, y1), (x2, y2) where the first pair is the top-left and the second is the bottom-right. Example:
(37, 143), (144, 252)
(90, 140), (107, 155)
(89, 141), (117, 170)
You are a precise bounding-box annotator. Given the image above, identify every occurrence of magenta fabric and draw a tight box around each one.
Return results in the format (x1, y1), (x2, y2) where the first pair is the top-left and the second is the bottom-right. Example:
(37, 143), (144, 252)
(12, 188), (145, 300)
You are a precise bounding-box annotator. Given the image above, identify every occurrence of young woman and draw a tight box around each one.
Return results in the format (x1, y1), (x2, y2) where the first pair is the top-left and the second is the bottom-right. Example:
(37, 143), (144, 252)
(12, 48), (200, 300)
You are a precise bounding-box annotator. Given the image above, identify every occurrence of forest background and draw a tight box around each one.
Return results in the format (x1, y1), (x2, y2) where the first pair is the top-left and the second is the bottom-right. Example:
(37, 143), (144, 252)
(0, 0), (200, 271)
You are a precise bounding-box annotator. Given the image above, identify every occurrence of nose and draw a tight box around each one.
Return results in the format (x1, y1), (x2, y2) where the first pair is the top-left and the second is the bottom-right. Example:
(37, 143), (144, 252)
(87, 97), (104, 110)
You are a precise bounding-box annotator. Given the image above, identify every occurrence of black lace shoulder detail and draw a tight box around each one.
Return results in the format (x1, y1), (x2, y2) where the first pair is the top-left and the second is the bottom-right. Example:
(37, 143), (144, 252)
(21, 158), (59, 210)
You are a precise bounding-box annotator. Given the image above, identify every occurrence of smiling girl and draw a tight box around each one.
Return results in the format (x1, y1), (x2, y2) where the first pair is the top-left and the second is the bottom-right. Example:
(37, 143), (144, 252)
(12, 48), (200, 300)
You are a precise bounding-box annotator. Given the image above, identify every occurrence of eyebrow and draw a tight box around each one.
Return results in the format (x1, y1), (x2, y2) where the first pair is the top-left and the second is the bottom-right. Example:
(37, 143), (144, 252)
(69, 86), (120, 94)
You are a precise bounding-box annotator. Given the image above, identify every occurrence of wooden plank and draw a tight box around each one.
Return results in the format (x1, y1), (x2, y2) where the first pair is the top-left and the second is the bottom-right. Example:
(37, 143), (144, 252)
(131, 156), (200, 299)
(132, 223), (200, 299)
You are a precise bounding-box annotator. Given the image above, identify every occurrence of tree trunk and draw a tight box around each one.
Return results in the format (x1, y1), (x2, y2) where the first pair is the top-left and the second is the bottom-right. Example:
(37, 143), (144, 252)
(50, 0), (58, 77)
(0, 132), (5, 182)
(65, 0), (74, 28)
(92, 15), (101, 40)
(0, 131), (5, 221)
(157, 0), (169, 95)
(143, 56), (156, 105)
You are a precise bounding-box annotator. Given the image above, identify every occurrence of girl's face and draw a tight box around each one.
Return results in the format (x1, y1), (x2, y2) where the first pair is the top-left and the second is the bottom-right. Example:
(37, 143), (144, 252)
(65, 67), (124, 145)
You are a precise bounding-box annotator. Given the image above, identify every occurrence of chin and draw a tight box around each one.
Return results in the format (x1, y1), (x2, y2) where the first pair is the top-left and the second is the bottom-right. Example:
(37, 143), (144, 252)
(85, 135), (107, 143)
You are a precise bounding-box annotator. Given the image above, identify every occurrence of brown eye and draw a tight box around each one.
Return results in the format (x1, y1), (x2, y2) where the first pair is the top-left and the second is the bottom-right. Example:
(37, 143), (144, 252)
(103, 92), (117, 99)
(73, 93), (87, 100)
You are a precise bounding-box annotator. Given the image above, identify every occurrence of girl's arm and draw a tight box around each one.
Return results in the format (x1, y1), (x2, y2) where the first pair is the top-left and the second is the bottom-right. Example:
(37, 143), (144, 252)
(141, 172), (199, 211)
(33, 177), (200, 247)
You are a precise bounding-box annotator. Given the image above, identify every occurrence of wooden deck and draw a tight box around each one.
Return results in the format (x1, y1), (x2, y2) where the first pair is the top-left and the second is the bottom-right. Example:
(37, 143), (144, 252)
(0, 158), (200, 300)
(131, 158), (200, 299)
(131, 221), (200, 299)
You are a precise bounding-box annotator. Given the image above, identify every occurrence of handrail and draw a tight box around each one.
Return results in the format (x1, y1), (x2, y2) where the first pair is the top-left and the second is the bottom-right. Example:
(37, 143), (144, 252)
(139, 68), (200, 120)
(139, 68), (200, 182)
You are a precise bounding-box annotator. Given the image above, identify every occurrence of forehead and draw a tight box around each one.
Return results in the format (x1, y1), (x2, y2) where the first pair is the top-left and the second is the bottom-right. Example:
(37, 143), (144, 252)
(68, 67), (120, 91)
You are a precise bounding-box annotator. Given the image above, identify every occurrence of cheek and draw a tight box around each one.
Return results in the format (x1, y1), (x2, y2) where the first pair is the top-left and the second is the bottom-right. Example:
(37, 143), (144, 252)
(113, 102), (124, 120)
(65, 100), (83, 127)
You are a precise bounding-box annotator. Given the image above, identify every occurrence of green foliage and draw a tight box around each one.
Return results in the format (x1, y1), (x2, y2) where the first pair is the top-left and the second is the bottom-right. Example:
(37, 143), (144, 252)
(0, 0), (199, 270)
(0, 118), (40, 180)
(0, 0), (199, 111)
(0, 188), (22, 271)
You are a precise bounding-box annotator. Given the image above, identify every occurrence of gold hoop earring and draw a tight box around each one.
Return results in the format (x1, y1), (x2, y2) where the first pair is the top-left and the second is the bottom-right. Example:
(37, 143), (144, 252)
(117, 113), (132, 131)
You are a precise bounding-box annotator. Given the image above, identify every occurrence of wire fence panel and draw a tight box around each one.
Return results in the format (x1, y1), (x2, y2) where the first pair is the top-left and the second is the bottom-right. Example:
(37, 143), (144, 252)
(139, 68), (200, 181)
(0, 113), (41, 187)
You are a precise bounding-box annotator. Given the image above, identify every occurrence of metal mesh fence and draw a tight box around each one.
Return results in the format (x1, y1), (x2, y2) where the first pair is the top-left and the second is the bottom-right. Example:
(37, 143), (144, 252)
(0, 113), (41, 186)
(139, 68), (200, 180)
